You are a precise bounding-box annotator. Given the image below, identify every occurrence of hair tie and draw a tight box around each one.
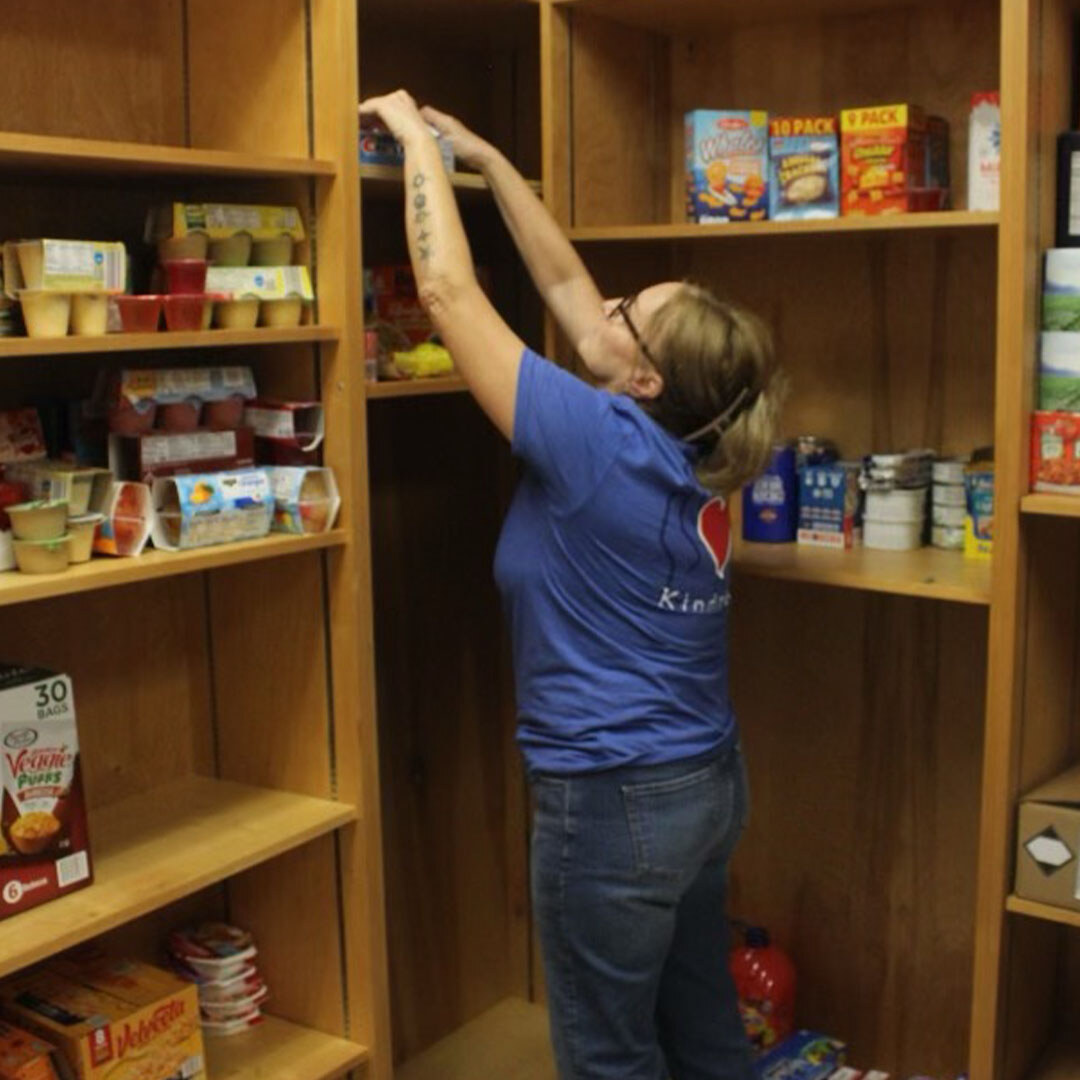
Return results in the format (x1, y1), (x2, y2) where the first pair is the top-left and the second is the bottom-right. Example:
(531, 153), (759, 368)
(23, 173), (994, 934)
(684, 384), (760, 443)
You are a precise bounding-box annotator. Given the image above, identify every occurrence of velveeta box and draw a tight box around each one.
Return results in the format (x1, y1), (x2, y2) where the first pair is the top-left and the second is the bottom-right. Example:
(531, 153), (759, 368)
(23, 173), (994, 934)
(840, 104), (927, 215)
(0, 955), (204, 1080)
(685, 110), (769, 224)
(768, 116), (839, 220)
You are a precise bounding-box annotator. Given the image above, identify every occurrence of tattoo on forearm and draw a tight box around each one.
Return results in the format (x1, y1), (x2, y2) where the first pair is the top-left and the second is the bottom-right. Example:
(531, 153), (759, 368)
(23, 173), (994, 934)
(412, 177), (433, 261)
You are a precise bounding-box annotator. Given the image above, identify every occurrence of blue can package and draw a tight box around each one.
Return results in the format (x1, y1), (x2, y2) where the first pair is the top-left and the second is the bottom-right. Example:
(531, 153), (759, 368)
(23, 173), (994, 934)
(756, 1030), (847, 1080)
(798, 462), (862, 549)
(743, 444), (797, 542)
(768, 117), (840, 221)
(685, 110), (769, 224)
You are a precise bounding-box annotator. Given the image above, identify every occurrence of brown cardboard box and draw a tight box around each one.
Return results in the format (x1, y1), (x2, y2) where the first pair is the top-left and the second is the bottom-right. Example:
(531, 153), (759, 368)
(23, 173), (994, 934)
(109, 428), (255, 483)
(0, 1019), (69, 1080)
(1015, 763), (1080, 912)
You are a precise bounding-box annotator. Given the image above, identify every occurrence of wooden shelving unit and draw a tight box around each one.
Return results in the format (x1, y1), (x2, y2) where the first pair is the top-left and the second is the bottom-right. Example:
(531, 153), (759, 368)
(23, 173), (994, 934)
(361, 163), (541, 198)
(1020, 493), (1080, 517)
(204, 1015), (368, 1080)
(1005, 895), (1080, 931)
(365, 375), (469, 399)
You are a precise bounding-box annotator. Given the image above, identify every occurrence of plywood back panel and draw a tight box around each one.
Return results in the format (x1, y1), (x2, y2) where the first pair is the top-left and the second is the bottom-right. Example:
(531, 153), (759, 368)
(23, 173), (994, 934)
(729, 581), (986, 1076)
(0, 1), (185, 144)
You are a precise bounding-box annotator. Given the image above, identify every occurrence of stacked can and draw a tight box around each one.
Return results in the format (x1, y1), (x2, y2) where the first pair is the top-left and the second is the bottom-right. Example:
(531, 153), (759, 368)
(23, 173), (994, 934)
(862, 451), (932, 550)
(931, 458), (968, 549)
(169, 923), (269, 1037)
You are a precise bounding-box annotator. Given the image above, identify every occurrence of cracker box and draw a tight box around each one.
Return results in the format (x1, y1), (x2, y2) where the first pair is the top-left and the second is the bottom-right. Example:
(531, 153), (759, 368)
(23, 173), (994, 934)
(840, 104), (927, 215)
(768, 117), (839, 221)
(0, 1018), (68, 1080)
(968, 92), (1001, 212)
(797, 462), (861, 549)
(1031, 411), (1080, 492)
(0, 954), (204, 1080)
(0, 665), (93, 921)
(757, 1031), (847, 1080)
(685, 110), (769, 224)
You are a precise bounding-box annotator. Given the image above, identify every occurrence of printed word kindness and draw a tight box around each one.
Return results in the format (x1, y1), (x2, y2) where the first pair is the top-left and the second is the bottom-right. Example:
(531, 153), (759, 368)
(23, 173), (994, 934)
(656, 586), (732, 615)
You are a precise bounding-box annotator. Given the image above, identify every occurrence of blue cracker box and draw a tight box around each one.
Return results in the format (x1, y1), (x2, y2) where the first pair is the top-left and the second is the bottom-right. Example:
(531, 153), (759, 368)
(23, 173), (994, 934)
(769, 116), (840, 221)
(797, 462), (861, 549)
(685, 110), (769, 224)
(757, 1031), (848, 1080)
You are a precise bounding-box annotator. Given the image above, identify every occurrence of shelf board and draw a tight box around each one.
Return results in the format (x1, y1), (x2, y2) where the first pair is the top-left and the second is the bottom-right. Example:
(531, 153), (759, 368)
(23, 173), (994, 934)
(365, 375), (469, 399)
(0, 530), (347, 609)
(569, 211), (998, 243)
(0, 130), (334, 178)
(205, 1015), (367, 1080)
(361, 163), (541, 199)
(0, 325), (338, 359)
(397, 998), (554, 1080)
(1022, 493), (1080, 517)
(733, 541), (992, 605)
(0, 776), (357, 979)
(1006, 894), (1080, 930)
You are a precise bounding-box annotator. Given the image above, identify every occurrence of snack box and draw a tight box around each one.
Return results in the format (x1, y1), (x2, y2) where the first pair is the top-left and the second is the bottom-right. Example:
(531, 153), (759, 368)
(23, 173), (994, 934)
(757, 1031), (847, 1080)
(359, 123), (455, 172)
(93, 482), (152, 558)
(969, 92), (1001, 212)
(0, 665), (92, 920)
(0, 411), (46, 466)
(1039, 331), (1080, 409)
(1031, 410), (1080, 492)
(151, 470), (274, 552)
(109, 428), (255, 483)
(145, 203), (305, 242)
(797, 462), (861, 549)
(685, 110), (769, 224)
(265, 466), (340, 535)
(2, 241), (126, 298)
(244, 400), (324, 453)
(1043, 250), (1080, 331)
(204, 266), (314, 302)
(840, 104), (927, 215)
(0, 955), (204, 1080)
(3, 463), (111, 518)
(1015, 762), (1080, 914)
(768, 117), (839, 221)
(367, 265), (433, 346)
(964, 464), (993, 559)
(0, 1018), (68, 1080)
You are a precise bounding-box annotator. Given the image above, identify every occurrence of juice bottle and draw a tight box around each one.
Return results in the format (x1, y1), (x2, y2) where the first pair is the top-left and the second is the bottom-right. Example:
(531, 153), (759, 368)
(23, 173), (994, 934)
(730, 925), (796, 1052)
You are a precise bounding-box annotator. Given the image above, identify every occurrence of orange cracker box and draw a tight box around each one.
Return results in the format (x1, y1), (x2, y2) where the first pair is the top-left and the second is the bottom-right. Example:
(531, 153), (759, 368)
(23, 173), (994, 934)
(0, 954), (205, 1080)
(685, 110), (769, 224)
(840, 104), (927, 215)
(0, 1019), (67, 1080)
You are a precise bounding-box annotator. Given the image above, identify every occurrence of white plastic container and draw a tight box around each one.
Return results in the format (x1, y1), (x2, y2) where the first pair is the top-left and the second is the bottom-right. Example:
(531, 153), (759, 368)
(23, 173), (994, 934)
(932, 459), (968, 484)
(19, 290), (70, 338)
(932, 524), (965, 550)
(864, 518), (925, 551)
(932, 503), (966, 527)
(864, 487), (927, 522)
(71, 292), (109, 336)
(932, 483), (967, 507)
(67, 513), (104, 564)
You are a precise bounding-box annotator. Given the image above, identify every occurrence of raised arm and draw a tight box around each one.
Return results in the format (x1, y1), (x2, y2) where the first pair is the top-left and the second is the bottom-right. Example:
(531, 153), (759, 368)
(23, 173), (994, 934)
(359, 91), (524, 439)
(421, 106), (630, 387)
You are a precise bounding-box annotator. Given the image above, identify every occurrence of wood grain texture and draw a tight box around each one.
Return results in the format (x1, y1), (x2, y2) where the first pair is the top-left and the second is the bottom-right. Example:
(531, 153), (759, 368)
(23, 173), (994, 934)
(542, 2), (573, 227)
(729, 583), (987, 1076)
(205, 1014), (367, 1080)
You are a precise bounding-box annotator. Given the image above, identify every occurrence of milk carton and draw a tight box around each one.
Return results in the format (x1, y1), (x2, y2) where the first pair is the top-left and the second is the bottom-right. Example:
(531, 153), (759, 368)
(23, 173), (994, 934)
(968, 92), (1001, 211)
(685, 110), (769, 224)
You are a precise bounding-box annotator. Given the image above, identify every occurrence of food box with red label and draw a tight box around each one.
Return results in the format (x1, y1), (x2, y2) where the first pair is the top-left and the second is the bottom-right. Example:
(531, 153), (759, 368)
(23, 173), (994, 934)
(797, 463), (862, 549)
(1031, 411), (1080, 493)
(0, 1018), (67, 1080)
(684, 110), (770, 224)
(109, 428), (255, 483)
(0, 665), (92, 921)
(368, 265), (433, 346)
(0, 411), (46, 467)
(840, 104), (928, 215)
(0, 953), (205, 1080)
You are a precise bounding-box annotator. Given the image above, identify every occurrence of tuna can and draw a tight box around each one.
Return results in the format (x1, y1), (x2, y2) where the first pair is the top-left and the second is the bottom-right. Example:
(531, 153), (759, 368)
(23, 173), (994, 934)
(743, 443), (797, 543)
(864, 487), (928, 522)
(864, 517), (925, 551)
(933, 484), (967, 507)
(932, 502), (966, 527)
(932, 524), (965, 550)
(932, 458), (969, 484)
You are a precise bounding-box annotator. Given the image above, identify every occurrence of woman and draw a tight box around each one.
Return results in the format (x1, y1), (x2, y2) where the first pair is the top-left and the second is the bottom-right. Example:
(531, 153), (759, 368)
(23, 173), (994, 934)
(359, 90), (782, 1080)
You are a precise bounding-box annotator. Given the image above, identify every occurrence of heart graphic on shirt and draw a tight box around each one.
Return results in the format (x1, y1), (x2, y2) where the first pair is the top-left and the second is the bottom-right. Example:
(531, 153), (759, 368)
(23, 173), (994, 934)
(697, 497), (731, 577)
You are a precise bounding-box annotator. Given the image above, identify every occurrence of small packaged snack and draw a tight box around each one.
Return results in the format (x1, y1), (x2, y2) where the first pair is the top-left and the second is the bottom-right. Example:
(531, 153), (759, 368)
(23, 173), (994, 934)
(265, 467), (341, 535)
(684, 110), (769, 224)
(798, 462), (862, 549)
(840, 104), (927, 215)
(151, 470), (274, 551)
(768, 117), (839, 221)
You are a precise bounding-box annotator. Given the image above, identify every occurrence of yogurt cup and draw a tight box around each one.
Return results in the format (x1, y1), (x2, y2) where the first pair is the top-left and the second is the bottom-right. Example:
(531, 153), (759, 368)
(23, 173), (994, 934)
(199, 985), (268, 1021)
(164, 294), (211, 332)
(204, 395), (246, 430)
(158, 234), (209, 263)
(8, 500), (68, 541)
(108, 399), (157, 436)
(68, 513), (104, 564)
(19, 291), (70, 338)
(208, 234), (252, 267)
(16, 242), (45, 289)
(158, 401), (202, 432)
(163, 259), (210, 295)
(70, 292), (109, 336)
(932, 484), (967, 507)
(213, 298), (259, 331)
(258, 297), (304, 328)
(116, 295), (163, 333)
(251, 235), (294, 266)
(13, 535), (71, 574)
(170, 923), (257, 980)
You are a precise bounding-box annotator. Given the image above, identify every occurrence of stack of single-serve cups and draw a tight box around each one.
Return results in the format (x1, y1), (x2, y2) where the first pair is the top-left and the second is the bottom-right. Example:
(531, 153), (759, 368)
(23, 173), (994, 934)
(931, 458), (969, 549)
(862, 451), (932, 551)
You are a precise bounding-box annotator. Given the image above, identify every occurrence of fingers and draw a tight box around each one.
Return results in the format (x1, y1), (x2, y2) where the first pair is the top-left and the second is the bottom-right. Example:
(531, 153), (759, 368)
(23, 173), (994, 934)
(420, 105), (456, 132)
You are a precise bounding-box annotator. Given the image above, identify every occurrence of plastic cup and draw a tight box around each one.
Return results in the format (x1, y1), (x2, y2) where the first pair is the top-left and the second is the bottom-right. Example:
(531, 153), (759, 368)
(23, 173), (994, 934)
(13, 535), (71, 574)
(204, 395), (247, 430)
(163, 294), (210, 332)
(19, 291), (70, 338)
(258, 298), (303, 328)
(163, 259), (209, 294)
(71, 292), (109, 336)
(116, 295), (163, 333)
(158, 401), (202, 432)
(68, 513), (104, 564)
(8, 500), (68, 541)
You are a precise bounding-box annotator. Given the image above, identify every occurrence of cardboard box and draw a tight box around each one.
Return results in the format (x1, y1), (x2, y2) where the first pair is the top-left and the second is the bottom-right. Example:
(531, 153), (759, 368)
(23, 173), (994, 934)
(93, 483), (152, 558)
(244, 401), (324, 452)
(798, 463), (861, 549)
(1031, 410), (1080, 492)
(1039, 331), (1080, 410)
(3, 463), (111, 517)
(0, 1018), (68, 1080)
(968, 92), (1001, 212)
(757, 1032), (847, 1080)
(840, 104), (927, 215)
(0, 411), (46, 466)
(0, 665), (92, 920)
(204, 266), (313, 301)
(768, 116), (839, 221)
(359, 125), (455, 172)
(2, 242), (126, 298)
(0, 955), (204, 1080)
(109, 429), (255, 483)
(145, 203), (305, 242)
(685, 110), (769, 224)
(1015, 763), (1080, 914)
(151, 470), (274, 552)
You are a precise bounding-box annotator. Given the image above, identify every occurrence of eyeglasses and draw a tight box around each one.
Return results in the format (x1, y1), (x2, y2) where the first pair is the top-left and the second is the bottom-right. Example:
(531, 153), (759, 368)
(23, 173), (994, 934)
(609, 293), (660, 370)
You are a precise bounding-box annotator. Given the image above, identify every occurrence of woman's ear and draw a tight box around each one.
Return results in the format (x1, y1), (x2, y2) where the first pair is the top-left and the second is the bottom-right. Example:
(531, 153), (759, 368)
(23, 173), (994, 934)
(627, 362), (663, 401)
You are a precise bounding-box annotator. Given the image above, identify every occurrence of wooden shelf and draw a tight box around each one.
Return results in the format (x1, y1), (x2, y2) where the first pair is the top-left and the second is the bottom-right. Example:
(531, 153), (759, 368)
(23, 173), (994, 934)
(569, 211), (998, 244)
(0, 130), (335, 178)
(205, 1014), (368, 1080)
(1022, 493), (1080, 517)
(0, 530), (347, 609)
(733, 541), (992, 605)
(0, 326), (338, 359)
(366, 375), (469, 399)
(361, 163), (541, 199)
(0, 776), (357, 979)
(397, 998), (553, 1080)
(1006, 894), (1080, 930)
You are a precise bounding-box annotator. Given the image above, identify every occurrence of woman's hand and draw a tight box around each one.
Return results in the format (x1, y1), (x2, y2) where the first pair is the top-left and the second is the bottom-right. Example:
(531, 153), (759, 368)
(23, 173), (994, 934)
(420, 105), (494, 170)
(359, 90), (428, 147)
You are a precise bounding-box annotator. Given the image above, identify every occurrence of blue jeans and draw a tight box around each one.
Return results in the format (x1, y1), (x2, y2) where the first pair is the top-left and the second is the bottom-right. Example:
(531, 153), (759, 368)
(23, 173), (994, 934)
(530, 740), (754, 1080)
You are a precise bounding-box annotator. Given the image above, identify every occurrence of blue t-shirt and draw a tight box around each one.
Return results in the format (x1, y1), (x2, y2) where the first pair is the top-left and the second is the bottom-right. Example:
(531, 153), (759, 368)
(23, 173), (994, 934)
(493, 348), (737, 775)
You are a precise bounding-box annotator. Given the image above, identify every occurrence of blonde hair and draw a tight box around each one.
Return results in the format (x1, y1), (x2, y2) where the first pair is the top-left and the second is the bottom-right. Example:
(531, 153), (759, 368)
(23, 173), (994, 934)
(643, 283), (783, 495)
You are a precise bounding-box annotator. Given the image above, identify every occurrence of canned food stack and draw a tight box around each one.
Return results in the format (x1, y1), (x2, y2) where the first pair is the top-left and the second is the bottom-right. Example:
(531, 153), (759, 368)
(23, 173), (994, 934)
(861, 451), (933, 550)
(169, 922), (269, 1037)
(931, 458), (968, 549)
